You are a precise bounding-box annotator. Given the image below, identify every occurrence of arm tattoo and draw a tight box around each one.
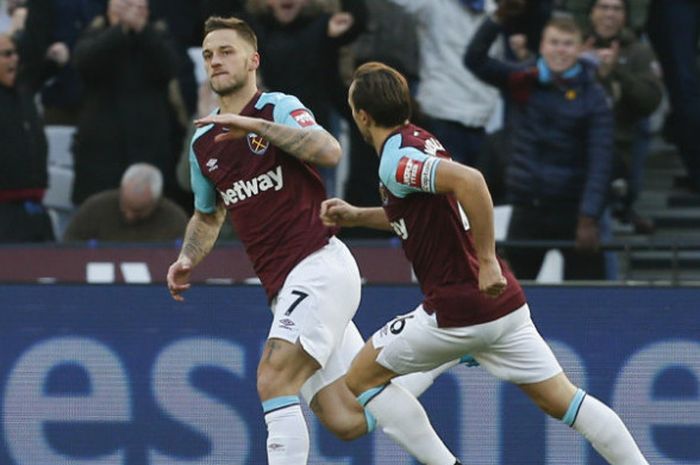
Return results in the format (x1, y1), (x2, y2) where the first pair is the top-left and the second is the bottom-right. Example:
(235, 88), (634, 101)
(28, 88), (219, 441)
(180, 207), (225, 266)
(257, 120), (329, 164)
(264, 339), (278, 363)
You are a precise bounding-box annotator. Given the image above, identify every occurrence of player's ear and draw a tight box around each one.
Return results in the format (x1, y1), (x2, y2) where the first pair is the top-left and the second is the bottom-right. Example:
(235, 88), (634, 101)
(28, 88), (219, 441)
(358, 109), (373, 127)
(249, 51), (260, 71)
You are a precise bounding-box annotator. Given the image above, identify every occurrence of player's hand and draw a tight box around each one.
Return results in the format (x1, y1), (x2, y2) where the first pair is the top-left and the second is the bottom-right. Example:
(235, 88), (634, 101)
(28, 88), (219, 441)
(194, 114), (256, 142)
(478, 258), (507, 298)
(327, 12), (354, 38)
(320, 197), (360, 227)
(167, 257), (193, 302)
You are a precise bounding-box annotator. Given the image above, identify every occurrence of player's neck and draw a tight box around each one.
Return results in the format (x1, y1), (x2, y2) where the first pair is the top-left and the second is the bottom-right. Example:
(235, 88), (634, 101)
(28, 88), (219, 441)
(218, 82), (258, 115)
(371, 125), (403, 155)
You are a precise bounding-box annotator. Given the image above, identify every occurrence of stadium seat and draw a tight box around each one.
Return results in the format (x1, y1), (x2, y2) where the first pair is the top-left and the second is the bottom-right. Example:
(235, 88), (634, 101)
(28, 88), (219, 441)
(46, 125), (76, 168)
(44, 127), (77, 240)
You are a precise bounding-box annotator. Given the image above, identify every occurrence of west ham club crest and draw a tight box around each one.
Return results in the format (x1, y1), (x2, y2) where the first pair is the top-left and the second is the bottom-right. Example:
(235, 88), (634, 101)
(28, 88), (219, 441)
(247, 132), (270, 155)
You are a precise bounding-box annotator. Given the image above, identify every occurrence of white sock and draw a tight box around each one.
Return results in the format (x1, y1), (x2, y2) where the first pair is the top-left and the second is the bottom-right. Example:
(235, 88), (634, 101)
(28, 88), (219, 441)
(393, 359), (460, 397)
(360, 383), (456, 465)
(565, 390), (649, 465)
(263, 399), (309, 465)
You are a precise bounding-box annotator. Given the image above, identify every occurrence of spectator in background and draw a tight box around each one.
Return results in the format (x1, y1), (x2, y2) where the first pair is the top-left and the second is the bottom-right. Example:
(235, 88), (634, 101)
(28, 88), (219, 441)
(0, 33), (54, 243)
(647, 0), (700, 194)
(387, 0), (502, 167)
(582, 0), (662, 233)
(246, 0), (367, 198)
(64, 163), (187, 242)
(17, 0), (105, 125)
(248, 0), (368, 132)
(342, 0), (418, 237)
(0, 2), (9, 31)
(71, 0), (180, 206)
(4, 0), (27, 39)
(557, 0), (649, 34)
(465, 5), (614, 280)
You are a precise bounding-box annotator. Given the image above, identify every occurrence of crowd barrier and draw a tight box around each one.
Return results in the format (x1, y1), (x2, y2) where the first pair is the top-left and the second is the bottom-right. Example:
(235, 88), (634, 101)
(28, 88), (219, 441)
(0, 284), (697, 465)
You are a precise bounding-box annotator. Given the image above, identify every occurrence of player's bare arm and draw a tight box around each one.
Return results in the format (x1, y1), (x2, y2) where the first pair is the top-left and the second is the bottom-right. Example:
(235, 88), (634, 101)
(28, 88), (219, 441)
(180, 204), (227, 265)
(195, 113), (342, 167)
(167, 203), (226, 301)
(320, 198), (392, 230)
(433, 160), (507, 297)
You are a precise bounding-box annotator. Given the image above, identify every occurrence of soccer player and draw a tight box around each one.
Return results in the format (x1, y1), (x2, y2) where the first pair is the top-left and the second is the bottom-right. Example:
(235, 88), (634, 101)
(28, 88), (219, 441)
(167, 17), (461, 465)
(321, 61), (650, 465)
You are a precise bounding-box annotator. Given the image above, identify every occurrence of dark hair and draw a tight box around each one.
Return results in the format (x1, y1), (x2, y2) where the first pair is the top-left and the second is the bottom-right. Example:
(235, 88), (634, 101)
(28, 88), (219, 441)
(588, 0), (629, 18)
(351, 62), (411, 128)
(203, 16), (258, 51)
(543, 16), (583, 39)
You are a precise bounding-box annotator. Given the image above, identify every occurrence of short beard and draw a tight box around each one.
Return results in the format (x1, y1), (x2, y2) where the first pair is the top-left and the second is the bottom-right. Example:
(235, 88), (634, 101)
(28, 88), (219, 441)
(210, 79), (244, 97)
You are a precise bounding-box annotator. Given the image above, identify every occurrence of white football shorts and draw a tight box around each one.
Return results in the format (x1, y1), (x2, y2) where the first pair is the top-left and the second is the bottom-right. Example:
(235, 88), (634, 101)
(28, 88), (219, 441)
(373, 303), (563, 385)
(268, 236), (364, 401)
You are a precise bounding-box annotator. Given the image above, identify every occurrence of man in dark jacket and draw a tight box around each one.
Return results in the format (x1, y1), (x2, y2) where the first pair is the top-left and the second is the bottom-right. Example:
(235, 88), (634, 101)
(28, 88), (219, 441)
(18, 0), (105, 125)
(0, 33), (54, 243)
(71, 0), (179, 205)
(248, 0), (367, 131)
(465, 5), (614, 280)
(582, 0), (662, 233)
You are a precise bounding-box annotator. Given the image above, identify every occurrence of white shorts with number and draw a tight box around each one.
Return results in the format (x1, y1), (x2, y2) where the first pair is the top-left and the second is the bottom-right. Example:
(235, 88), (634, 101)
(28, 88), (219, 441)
(268, 236), (364, 401)
(373, 303), (562, 385)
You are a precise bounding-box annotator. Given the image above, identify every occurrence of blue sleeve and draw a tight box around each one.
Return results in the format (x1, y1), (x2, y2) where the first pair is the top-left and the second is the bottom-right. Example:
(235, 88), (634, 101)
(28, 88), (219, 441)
(258, 93), (324, 131)
(379, 134), (442, 198)
(189, 133), (218, 214)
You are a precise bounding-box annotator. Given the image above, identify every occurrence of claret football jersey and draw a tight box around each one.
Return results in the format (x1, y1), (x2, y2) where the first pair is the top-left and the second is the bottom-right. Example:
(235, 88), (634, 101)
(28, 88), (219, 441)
(189, 92), (338, 301)
(379, 123), (526, 327)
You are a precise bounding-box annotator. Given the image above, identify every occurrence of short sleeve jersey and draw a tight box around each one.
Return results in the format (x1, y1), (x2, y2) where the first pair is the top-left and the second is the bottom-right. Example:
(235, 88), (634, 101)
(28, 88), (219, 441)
(379, 124), (526, 328)
(189, 92), (338, 301)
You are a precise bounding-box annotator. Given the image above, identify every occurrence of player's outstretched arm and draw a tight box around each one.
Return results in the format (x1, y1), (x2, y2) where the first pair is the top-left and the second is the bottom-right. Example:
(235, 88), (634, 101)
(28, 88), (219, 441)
(320, 198), (392, 230)
(434, 161), (507, 297)
(167, 204), (227, 301)
(195, 114), (342, 167)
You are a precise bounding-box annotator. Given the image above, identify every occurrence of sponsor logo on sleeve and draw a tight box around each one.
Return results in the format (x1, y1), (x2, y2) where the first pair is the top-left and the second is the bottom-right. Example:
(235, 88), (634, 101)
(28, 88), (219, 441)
(396, 157), (424, 188)
(290, 109), (316, 128)
(396, 155), (439, 192)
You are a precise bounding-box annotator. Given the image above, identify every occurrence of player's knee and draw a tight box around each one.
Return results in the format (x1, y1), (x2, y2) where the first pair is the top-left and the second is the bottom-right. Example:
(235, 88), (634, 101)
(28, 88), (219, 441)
(344, 373), (366, 397)
(256, 366), (287, 400)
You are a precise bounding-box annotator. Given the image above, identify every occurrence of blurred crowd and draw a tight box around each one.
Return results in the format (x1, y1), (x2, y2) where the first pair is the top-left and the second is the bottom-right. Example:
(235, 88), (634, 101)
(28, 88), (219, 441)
(0, 0), (698, 280)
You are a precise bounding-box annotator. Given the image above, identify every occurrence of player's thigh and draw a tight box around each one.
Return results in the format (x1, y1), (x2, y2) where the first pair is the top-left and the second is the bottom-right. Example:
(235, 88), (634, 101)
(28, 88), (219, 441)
(345, 338), (398, 396)
(475, 304), (563, 385)
(301, 320), (364, 403)
(351, 305), (477, 390)
(257, 338), (320, 399)
(518, 372), (578, 418)
(305, 323), (368, 439)
(269, 237), (361, 370)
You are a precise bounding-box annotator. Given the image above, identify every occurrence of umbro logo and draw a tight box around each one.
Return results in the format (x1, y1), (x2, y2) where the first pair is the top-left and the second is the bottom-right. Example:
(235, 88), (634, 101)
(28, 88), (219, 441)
(279, 318), (295, 330)
(206, 158), (219, 172)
